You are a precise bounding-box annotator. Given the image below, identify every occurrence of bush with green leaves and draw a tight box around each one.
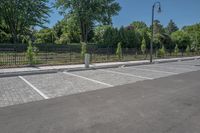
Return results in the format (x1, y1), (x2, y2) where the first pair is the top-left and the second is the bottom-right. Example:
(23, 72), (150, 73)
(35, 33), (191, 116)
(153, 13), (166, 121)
(157, 45), (165, 58)
(174, 44), (179, 56)
(116, 42), (122, 60)
(26, 41), (38, 65)
(141, 38), (146, 55)
(81, 42), (87, 58)
(186, 45), (190, 55)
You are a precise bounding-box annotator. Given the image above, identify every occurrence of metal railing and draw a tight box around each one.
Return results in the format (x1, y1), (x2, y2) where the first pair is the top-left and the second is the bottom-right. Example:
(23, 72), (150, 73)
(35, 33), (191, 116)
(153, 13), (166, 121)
(0, 44), (199, 68)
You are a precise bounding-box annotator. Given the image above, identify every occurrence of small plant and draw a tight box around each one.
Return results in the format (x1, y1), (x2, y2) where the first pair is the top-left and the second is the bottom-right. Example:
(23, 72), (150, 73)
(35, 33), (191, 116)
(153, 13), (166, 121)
(157, 45), (165, 58)
(116, 42), (122, 60)
(81, 42), (87, 58)
(141, 38), (146, 55)
(26, 41), (37, 66)
(186, 45), (190, 56)
(174, 44), (179, 56)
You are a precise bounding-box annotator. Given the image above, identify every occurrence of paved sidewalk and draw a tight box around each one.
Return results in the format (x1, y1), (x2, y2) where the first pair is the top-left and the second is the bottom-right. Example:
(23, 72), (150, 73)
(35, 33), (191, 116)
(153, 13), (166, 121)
(0, 56), (200, 77)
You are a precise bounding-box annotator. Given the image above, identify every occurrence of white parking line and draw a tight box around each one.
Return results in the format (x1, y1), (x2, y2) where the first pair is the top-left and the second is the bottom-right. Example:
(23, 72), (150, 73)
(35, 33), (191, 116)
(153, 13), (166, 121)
(148, 65), (192, 71)
(18, 76), (49, 99)
(63, 72), (114, 87)
(126, 67), (177, 74)
(100, 69), (153, 80)
(165, 62), (200, 68)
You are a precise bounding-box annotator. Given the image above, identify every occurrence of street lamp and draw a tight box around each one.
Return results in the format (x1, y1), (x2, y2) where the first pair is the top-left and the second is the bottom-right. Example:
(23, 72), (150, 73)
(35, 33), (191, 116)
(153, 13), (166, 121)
(150, 2), (161, 63)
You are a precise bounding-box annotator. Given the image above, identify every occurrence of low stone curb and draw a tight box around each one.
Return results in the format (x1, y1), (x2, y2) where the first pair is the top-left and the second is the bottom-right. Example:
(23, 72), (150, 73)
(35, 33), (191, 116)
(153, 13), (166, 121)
(0, 56), (199, 78)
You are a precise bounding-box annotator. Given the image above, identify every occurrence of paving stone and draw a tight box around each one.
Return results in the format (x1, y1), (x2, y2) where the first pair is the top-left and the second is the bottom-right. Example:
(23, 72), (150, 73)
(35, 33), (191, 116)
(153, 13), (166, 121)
(0, 77), (43, 108)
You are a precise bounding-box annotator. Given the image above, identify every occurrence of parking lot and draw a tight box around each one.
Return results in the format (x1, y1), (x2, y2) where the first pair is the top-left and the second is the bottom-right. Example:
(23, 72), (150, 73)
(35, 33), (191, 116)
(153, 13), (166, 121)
(0, 59), (200, 108)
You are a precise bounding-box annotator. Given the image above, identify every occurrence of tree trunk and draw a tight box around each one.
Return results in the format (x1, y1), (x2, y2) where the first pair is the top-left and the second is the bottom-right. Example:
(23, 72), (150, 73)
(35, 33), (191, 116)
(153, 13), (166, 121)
(80, 20), (88, 43)
(12, 32), (18, 44)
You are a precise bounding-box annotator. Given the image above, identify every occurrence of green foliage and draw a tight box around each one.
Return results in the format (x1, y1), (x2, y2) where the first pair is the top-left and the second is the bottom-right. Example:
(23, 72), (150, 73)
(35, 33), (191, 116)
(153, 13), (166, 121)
(171, 30), (190, 51)
(150, 20), (166, 49)
(60, 16), (81, 43)
(157, 45), (165, 58)
(131, 21), (148, 31)
(152, 20), (165, 35)
(124, 27), (137, 48)
(93, 25), (111, 44)
(183, 23), (200, 52)
(165, 19), (179, 35)
(0, 0), (50, 43)
(26, 41), (38, 65)
(186, 45), (190, 55)
(81, 42), (87, 58)
(55, 33), (70, 44)
(118, 26), (126, 45)
(34, 28), (57, 44)
(116, 42), (122, 60)
(55, 0), (121, 42)
(0, 19), (11, 43)
(174, 44), (179, 56)
(103, 27), (119, 46)
(141, 38), (146, 54)
(130, 21), (150, 49)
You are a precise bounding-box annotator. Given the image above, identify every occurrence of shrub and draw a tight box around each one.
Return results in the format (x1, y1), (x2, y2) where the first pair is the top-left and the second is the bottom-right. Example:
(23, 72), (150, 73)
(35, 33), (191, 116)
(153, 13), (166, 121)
(174, 44), (179, 56)
(157, 45), (165, 58)
(26, 41), (38, 65)
(141, 38), (146, 55)
(81, 42), (87, 58)
(116, 42), (122, 60)
(186, 45), (190, 56)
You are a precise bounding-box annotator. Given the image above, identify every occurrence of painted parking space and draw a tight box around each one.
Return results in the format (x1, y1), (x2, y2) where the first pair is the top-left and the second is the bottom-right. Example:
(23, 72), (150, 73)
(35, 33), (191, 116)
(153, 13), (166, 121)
(171, 60), (200, 66)
(0, 59), (200, 108)
(134, 63), (192, 73)
(70, 69), (147, 86)
(22, 73), (107, 98)
(157, 61), (200, 70)
(0, 77), (43, 107)
(106, 66), (173, 79)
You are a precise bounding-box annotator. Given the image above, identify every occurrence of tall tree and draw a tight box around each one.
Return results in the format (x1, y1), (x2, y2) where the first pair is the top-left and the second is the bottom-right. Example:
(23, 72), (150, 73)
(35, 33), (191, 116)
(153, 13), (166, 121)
(124, 27), (136, 48)
(103, 27), (118, 47)
(171, 30), (190, 51)
(34, 28), (56, 44)
(183, 23), (200, 51)
(0, 18), (11, 43)
(54, 16), (81, 44)
(150, 20), (165, 49)
(93, 25), (111, 44)
(118, 26), (126, 46)
(165, 19), (179, 35)
(152, 20), (164, 35)
(0, 0), (50, 43)
(131, 21), (148, 31)
(55, 0), (121, 42)
(130, 21), (150, 49)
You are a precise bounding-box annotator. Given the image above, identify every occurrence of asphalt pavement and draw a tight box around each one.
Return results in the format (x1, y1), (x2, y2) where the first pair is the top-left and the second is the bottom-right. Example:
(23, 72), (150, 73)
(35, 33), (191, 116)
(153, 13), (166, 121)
(1, 59), (200, 108)
(0, 70), (200, 133)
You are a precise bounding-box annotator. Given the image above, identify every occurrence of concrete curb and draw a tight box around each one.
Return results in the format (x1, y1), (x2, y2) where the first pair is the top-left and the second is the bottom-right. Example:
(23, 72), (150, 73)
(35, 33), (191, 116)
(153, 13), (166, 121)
(0, 56), (199, 78)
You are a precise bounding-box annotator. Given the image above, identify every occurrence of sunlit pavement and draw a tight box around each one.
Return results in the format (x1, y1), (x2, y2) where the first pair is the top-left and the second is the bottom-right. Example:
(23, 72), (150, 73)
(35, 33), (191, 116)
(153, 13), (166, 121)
(0, 59), (200, 107)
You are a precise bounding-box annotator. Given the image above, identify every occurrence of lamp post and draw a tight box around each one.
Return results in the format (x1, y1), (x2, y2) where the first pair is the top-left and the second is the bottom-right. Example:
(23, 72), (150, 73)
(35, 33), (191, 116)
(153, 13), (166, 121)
(150, 2), (161, 63)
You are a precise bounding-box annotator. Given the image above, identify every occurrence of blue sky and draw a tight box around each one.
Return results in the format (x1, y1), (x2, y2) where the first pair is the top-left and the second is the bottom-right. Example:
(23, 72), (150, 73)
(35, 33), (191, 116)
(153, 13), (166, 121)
(46, 0), (200, 28)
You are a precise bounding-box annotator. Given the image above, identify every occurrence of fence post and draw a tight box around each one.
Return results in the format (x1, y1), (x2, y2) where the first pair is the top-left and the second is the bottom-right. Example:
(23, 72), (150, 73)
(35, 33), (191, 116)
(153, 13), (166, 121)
(14, 45), (17, 65)
(106, 46), (109, 61)
(46, 45), (48, 64)
(182, 48), (184, 56)
(69, 46), (72, 64)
